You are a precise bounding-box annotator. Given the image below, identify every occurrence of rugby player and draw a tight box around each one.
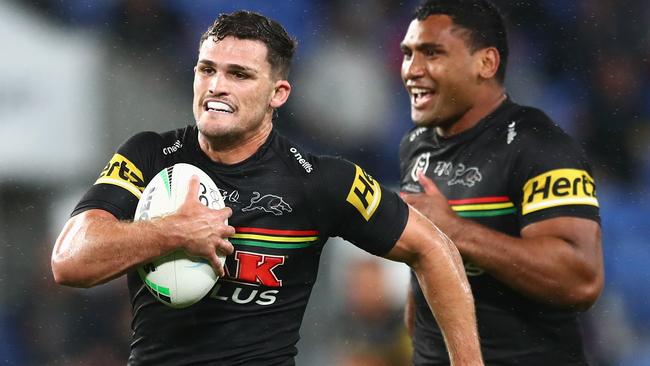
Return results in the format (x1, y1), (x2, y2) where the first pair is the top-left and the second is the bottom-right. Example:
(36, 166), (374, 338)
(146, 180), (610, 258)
(399, 1), (604, 364)
(52, 10), (483, 366)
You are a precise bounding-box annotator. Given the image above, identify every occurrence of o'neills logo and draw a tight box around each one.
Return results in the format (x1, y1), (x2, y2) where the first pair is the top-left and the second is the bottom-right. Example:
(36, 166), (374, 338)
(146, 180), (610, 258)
(289, 147), (313, 173)
(522, 168), (598, 215)
(162, 139), (183, 155)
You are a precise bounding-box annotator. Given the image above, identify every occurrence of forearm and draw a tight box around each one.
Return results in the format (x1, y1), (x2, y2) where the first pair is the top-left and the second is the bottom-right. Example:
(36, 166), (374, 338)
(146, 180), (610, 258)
(404, 286), (415, 337)
(391, 207), (482, 365)
(52, 210), (176, 287)
(413, 253), (481, 365)
(450, 217), (601, 308)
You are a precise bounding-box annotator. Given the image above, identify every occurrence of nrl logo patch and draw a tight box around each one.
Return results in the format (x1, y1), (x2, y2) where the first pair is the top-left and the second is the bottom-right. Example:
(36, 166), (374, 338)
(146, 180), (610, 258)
(411, 152), (431, 182)
(242, 192), (293, 216)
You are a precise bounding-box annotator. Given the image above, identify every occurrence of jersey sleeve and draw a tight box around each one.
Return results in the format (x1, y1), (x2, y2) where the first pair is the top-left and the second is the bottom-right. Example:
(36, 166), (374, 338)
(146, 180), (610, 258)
(510, 113), (600, 227)
(72, 132), (162, 220)
(308, 156), (409, 256)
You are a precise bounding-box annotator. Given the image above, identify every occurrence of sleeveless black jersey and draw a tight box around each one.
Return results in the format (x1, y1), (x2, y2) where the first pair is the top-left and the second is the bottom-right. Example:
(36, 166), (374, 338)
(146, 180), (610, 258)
(73, 126), (409, 365)
(400, 99), (600, 365)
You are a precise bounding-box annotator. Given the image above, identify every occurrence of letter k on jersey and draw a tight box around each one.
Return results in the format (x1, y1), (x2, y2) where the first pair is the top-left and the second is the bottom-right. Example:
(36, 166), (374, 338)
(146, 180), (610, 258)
(234, 251), (285, 287)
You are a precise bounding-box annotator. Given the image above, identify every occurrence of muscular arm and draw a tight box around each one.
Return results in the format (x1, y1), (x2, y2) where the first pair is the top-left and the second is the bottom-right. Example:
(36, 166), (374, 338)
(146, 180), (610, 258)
(453, 216), (602, 310)
(52, 177), (235, 288)
(402, 173), (604, 310)
(385, 205), (482, 366)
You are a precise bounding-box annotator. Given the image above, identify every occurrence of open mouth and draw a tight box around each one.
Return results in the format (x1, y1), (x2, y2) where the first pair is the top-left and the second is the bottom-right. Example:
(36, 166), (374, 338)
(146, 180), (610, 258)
(204, 100), (234, 114)
(410, 87), (435, 107)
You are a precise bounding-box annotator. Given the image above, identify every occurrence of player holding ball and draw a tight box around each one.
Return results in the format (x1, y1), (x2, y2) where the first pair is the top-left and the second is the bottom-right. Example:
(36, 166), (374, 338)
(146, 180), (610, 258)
(52, 10), (483, 366)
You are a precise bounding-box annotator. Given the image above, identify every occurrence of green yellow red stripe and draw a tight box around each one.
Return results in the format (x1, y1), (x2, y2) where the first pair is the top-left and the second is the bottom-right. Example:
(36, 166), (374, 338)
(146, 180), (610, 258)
(232, 233), (318, 243)
(234, 227), (319, 236)
(448, 196), (510, 205)
(449, 196), (517, 218)
(231, 227), (320, 249)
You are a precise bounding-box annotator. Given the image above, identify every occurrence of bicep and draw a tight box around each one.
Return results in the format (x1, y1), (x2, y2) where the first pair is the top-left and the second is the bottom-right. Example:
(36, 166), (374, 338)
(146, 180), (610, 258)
(384, 205), (458, 267)
(55, 209), (118, 254)
(521, 217), (602, 267)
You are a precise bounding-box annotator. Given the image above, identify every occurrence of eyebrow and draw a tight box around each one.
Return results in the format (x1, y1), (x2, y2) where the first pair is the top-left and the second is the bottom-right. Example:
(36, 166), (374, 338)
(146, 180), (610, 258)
(400, 42), (444, 52)
(197, 59), (258, 74)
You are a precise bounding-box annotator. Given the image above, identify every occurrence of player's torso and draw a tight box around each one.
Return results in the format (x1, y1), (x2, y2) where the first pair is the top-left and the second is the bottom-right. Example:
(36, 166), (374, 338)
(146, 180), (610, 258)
(399, 102), (589, 365)
(128, 127), (323, 365)
(401, 109), (522, 280)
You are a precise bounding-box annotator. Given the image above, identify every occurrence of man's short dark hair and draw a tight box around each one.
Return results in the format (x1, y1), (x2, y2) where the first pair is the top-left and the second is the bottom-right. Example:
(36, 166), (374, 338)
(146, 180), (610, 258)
(200, 10), (297, 79)
(415, 0), (508, 83)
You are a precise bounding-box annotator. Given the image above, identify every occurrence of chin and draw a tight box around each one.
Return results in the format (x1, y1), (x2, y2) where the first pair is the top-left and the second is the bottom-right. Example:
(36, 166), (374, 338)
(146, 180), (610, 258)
(412, 113), (436, 127)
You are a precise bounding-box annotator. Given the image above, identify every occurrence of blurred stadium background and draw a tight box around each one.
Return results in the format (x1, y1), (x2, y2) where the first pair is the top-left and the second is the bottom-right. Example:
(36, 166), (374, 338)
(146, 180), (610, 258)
(0, 0), (648, 365)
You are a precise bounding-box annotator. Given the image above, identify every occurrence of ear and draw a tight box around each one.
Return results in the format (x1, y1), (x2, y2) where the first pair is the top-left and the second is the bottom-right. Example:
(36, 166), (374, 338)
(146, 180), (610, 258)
(269, 79), (291, 109)
(476, 47), (500, 80)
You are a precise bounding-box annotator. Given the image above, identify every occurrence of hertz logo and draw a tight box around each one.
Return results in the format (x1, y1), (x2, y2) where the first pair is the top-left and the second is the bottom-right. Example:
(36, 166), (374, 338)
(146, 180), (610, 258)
(522, 169), (598, 215)
(346, 165), (382, 221)
(95, 153), (145, 198)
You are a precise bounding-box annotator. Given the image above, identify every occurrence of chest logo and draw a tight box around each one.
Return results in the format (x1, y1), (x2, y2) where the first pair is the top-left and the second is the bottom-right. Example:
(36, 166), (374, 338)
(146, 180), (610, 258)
(411, 152), (431, 182)
(507, 122), (517, 144)
(242, 192), (293, 216)
(218, 189), (241, 204)
(448, 164), (483, 187)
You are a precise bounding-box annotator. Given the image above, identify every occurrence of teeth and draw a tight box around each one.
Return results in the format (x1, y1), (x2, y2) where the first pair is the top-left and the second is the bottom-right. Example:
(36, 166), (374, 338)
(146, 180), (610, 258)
(206, 101), (234, 113)
(411, 87), (430, 94)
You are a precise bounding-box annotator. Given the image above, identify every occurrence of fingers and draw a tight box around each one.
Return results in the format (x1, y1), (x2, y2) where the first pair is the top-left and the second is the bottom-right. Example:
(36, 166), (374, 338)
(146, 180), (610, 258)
(417, 172), (440, 196)
(206, 251), (224, 277)
(184, 175), (200, 204)
(209, 238), (234, 276)
(217, 237), (235, 255)
(217, 206), (234, 221)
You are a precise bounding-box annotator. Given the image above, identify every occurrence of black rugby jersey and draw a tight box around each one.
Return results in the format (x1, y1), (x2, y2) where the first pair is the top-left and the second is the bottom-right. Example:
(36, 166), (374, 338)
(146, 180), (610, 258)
(400, 99), (600, 365)
(73, 126), (409, 365)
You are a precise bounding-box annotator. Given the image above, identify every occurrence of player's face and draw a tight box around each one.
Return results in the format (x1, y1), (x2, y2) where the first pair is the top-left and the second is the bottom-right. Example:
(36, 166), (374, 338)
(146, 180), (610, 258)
(400, 15), (482, 129)
(193, 36), (288, 142)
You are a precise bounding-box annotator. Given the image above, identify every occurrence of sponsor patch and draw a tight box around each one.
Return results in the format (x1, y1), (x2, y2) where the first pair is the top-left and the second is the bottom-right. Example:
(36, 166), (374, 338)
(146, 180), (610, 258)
(95, 153), (145, 198)
(522, 169), (598, 215)
(346, 165), (382, 221)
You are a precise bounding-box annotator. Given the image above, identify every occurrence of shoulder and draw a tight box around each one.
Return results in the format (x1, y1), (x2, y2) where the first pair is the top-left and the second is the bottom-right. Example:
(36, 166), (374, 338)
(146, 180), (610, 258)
(269, 132), (333, 176)
(507, 104), (584, 159)
(511, 105), (569, 143)
(399, 126), (431, 157)
(118, 126), (191, 156)
(400, 126), (429, 146)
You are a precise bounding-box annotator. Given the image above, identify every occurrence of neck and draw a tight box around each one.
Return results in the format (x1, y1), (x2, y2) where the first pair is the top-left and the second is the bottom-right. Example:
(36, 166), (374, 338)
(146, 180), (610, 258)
(436, 89), (506, 138)
(198, 121), (273, 165)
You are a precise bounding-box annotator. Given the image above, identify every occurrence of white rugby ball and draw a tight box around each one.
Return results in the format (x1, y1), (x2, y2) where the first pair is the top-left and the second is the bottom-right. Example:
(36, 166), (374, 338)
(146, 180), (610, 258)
(134, 163), (226, 308)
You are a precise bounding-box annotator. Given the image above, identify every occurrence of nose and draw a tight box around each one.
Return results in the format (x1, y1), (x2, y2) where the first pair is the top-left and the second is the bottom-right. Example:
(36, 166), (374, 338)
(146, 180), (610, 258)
(208, 72), (226, 95)
(402, 53), (425, 81)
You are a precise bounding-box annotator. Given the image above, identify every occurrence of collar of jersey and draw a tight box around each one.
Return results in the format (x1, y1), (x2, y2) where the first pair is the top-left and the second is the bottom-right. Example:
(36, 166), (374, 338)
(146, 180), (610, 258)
(190, 125), (277, 171)
(434, 97), (514, 146)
